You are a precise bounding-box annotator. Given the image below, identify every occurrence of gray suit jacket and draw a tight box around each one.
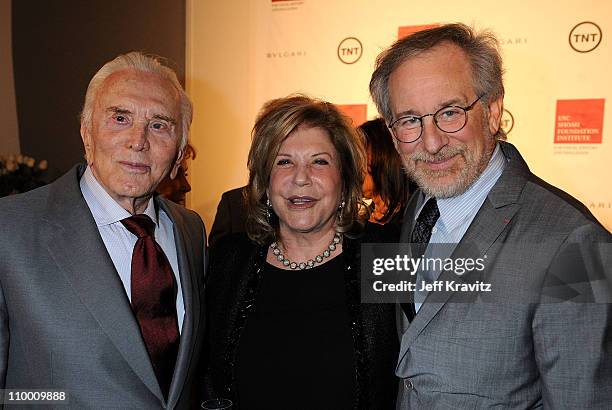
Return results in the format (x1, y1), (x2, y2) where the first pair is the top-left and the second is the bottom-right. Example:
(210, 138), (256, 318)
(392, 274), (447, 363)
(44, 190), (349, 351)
(396, 142), (612, 409)
(0, 165), (207, 409)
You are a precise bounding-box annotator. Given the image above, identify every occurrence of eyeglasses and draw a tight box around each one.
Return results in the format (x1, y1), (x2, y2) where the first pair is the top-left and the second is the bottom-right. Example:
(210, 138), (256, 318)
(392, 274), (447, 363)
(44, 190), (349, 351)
(388, 95), (483, 143)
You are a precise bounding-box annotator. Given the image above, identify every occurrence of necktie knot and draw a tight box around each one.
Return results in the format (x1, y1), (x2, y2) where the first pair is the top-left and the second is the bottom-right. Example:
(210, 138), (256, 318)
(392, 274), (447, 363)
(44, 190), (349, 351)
(411, 198), (440, 246)
(417, 198), (440, 228)
(121, 214), (156, 238)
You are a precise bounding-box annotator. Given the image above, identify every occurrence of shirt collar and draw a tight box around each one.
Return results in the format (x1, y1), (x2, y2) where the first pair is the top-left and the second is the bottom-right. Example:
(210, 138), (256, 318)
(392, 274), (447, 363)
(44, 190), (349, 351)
(420, 143), (506, 232)
(80, 166), (158, 227)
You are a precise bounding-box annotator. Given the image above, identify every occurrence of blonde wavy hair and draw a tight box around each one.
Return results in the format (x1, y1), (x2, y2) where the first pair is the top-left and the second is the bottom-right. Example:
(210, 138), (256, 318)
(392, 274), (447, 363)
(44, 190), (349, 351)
(246, 95), (367, 245)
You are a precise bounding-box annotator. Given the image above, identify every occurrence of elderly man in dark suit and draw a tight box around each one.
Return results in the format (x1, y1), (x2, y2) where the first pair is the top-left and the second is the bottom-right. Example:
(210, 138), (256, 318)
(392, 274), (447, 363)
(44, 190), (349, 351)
(0, 52), (206, 409)
(370, 24), (611, 408)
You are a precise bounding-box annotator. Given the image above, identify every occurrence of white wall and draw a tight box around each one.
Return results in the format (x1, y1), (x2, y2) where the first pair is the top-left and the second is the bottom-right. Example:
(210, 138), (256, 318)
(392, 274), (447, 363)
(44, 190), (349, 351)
(187, 0), (612, 232)
(186, 0), (254, 230)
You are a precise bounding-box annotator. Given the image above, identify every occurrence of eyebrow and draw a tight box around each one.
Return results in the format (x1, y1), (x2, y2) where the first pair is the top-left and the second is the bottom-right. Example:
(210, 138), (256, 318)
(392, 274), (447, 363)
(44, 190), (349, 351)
(107, 106), (131, 115)
(152, 114), (177, 125)
(106, 106), (177, 125)
(276, 152), (332, 157)
(394, 96), (468, 118)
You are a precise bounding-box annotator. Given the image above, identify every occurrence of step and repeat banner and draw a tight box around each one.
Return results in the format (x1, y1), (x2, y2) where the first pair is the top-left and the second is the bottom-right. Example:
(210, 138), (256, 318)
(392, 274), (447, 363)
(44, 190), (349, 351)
(188, 0), (611, 231)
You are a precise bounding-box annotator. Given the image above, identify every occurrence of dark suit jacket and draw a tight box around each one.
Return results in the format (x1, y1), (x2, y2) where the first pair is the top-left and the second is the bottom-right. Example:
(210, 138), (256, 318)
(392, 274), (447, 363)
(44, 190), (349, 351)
(205, 224), (400, 409)
(396, 141), (612, 409)
(0, 165), (207, 409)
(208, 187), (247, 247)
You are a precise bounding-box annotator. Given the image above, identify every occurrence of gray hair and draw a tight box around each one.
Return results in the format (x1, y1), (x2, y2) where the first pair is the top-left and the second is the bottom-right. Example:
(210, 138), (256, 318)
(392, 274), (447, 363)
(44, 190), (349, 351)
(370, 23), (506, 139)
(80, 51), (192, 149)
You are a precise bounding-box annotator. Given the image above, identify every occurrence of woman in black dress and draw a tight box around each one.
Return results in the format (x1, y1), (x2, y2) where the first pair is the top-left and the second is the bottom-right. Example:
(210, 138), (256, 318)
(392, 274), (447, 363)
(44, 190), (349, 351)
(205, 95), (399, 409)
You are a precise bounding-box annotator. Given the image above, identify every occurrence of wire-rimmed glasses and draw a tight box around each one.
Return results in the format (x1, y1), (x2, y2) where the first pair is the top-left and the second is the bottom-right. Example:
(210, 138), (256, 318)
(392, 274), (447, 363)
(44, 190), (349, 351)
(388, 95), (483, 143)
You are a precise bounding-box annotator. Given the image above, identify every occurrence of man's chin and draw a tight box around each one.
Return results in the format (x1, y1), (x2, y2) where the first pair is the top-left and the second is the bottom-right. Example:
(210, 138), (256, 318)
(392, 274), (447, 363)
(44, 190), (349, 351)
(414, 174), (469, 199)
(113, 185), (156, 204)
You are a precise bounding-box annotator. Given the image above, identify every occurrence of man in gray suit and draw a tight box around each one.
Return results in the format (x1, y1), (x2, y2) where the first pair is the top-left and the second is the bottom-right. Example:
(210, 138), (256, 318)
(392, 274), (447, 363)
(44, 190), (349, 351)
(370, 24), (611, 408)
(0, 52), (206, 408)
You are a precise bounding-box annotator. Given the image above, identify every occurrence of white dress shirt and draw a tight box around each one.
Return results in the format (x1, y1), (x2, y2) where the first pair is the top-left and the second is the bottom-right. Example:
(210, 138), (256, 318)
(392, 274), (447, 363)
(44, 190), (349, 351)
(414, 143), (506, 312)
(80, 166), (185, 332)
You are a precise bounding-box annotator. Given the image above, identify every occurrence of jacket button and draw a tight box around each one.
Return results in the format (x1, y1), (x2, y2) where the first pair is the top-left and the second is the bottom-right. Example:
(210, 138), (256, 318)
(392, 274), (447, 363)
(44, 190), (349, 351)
(404, 379), (414, 390)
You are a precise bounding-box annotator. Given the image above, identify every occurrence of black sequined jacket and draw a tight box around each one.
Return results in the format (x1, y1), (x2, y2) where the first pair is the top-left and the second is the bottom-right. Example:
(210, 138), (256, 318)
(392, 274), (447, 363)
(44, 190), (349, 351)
(204, 223), (400, 409)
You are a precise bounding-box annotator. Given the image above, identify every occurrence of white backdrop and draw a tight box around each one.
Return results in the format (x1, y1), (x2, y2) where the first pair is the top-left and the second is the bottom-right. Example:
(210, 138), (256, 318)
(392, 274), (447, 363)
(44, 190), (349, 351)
(187, 0), (611, 232)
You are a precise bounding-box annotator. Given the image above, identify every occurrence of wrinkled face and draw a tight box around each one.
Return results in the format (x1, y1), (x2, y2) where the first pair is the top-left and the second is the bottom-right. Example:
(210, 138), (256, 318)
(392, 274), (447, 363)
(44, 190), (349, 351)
(269, 125), (342, 236)
(388, 42), (502, 198)
(81, 69), (183, 208)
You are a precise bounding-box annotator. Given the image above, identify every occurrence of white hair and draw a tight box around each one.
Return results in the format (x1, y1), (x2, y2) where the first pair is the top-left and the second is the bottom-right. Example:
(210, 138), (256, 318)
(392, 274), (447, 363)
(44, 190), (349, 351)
(80, 51), (192, 149)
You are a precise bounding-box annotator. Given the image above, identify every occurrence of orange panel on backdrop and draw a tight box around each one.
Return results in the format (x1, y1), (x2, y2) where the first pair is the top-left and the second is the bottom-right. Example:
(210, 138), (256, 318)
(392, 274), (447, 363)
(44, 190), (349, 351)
(337, 104), (367, 127)
(554, 99), (605, 144)
(398, 24), (440, 39)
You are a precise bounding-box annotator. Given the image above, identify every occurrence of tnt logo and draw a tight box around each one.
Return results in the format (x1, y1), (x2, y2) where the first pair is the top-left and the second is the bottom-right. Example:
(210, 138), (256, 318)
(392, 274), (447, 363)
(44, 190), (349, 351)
(337, 37), (363, 64)
(500, 109), (515, 135)
(569, 21), (602, 53)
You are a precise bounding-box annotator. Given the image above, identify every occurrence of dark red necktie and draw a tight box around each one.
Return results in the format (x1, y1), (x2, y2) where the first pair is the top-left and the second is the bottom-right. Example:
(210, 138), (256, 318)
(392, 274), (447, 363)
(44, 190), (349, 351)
(121, 214), (179, 399)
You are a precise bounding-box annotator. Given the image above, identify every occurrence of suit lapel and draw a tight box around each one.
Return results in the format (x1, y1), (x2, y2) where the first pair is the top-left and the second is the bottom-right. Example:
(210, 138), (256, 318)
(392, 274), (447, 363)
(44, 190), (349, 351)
(43, 166), (163, 402)
(160, 199), (202, 409)
(397, 200), (521, 357)
(398, 142), (529, 359)
(399, 192), (423, 244)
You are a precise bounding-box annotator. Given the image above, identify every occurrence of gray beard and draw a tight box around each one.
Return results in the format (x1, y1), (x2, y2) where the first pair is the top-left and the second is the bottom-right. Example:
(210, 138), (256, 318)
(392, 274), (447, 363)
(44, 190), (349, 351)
(403, 130), (496, 198)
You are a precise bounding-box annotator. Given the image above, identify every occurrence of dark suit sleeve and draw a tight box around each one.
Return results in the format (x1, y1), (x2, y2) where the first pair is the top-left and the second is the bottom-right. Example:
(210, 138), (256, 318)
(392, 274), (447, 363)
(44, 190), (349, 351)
(193, 212), (209, 407)
(533, 224), (612, 408)
(202, 236), (229, 401)
(208, 193), (232, 247)
(0, 283), (7, 388)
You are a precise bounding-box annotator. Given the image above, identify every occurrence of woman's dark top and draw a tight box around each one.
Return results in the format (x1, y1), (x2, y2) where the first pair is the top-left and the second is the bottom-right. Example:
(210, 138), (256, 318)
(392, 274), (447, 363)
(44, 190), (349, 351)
(205, 223), (400, 409)
(236, 257), (355, 409)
